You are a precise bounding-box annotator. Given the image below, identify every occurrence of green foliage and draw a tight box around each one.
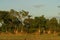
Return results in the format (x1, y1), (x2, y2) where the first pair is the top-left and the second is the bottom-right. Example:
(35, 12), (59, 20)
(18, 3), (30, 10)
(48, 17), (58, 31)
(0, 9), (59, 34)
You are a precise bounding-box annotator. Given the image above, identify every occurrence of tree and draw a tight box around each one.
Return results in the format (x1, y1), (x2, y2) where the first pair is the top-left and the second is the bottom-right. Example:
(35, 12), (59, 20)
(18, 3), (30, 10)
(0, 11), (10, 33)
(9, 9), (22, 33)
(23, 15), (38, 33)
(37, 15), (47, 34)
(48, 17), (58, 33)
(18, 10), (29, 33)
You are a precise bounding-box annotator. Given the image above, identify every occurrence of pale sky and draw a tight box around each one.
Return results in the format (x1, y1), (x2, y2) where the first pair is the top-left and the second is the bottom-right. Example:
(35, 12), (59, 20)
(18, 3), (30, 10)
(0, 0), (60, 17)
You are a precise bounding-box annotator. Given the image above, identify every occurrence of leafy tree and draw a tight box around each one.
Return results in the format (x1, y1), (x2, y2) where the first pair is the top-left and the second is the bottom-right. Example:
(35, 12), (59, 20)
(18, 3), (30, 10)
(23, 15), (37, 33)
(0, 9), (59, 35)
(18, 10), (29, 33)
(48, 17), (58, 33)
(35, 15), (47, 34)
(0, 11), (10, 33)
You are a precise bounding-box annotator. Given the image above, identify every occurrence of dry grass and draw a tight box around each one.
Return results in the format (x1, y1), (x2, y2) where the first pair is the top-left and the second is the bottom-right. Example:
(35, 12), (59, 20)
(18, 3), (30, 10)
(0, 33), (60, 40)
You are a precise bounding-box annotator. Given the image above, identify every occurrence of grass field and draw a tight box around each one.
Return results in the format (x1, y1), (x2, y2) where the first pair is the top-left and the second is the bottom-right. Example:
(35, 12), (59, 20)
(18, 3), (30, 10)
(0, 33), (60, 40)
